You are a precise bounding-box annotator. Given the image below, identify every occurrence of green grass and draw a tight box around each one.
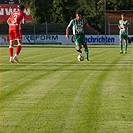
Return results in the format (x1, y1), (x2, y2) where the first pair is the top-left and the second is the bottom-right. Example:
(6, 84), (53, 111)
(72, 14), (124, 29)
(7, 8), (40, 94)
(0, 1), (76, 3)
(0, 45), (133, 133)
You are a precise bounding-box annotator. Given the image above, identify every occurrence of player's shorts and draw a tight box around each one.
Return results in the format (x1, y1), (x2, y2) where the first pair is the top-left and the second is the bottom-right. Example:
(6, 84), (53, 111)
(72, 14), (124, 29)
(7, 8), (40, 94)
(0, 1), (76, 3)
(73, 33), (87, 46)
(9, 29), (20, 41)
(119, 33), (128, 40)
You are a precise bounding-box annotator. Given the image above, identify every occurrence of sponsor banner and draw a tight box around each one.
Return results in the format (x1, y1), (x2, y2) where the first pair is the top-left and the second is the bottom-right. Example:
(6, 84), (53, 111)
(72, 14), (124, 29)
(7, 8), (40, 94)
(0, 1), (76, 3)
(0, 4), (32, 22)
(1, 34), (133, 45)
(22, 35), (119, 45)
(23, 35), (63, 44)
(86, 35), (117, 44)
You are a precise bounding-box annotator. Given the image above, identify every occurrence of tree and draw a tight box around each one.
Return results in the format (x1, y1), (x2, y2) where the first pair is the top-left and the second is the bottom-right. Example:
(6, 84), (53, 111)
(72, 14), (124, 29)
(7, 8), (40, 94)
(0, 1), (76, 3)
(51, 0), (78, 23)
(18, 0), (133, 33)
(79, 0), (104, 33)
(106, 0), (133, 10)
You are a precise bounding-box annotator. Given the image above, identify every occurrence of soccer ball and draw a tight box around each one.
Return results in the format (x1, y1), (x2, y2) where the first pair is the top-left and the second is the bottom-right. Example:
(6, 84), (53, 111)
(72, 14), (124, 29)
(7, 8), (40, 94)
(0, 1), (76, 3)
(77, 54), (84, 61)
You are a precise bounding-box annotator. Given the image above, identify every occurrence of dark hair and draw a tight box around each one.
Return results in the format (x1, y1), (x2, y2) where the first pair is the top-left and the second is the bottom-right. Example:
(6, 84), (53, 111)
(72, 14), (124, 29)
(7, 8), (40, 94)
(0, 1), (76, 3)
(18, 5), (25, 11)
(121, 13), (125, 16)
(76, 10), (83, 15)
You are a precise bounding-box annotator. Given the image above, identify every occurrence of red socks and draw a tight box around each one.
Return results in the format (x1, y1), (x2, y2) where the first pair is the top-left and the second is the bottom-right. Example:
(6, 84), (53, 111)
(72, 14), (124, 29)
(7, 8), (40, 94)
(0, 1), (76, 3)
(9, 46), (13, 57)
(16, 45), (22, 55)
(9, 44), (22, 58)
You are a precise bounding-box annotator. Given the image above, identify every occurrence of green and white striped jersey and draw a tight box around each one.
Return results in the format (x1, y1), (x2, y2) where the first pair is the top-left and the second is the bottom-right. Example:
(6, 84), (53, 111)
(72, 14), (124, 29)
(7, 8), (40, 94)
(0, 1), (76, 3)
(118, 20), (131, 35)
(67, 18), (87, 35)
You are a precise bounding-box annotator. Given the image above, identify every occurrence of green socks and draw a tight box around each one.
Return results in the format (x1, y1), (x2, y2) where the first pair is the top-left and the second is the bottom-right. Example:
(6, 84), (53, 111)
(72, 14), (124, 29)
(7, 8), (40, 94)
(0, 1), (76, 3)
(85, 48), (89, 59)
(120, 43), (123, 52)
(124, 44), (127, 52)
(119, 43), (127, 53)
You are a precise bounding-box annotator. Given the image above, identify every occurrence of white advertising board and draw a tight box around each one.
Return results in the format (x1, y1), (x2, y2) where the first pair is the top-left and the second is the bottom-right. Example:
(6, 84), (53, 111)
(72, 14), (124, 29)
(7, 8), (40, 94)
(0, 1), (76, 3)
(1, 34), (133, 45)
(22, 35), (119, 45)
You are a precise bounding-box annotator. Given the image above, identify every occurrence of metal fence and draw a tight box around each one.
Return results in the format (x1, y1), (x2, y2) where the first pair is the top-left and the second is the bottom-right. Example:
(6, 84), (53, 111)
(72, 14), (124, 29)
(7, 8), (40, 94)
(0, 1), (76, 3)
(0, 23), (100, 35)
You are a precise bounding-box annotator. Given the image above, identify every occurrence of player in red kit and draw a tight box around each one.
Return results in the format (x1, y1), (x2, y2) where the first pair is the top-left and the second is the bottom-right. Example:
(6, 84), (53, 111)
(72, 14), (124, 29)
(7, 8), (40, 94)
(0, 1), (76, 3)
(7, 5), (26, 63)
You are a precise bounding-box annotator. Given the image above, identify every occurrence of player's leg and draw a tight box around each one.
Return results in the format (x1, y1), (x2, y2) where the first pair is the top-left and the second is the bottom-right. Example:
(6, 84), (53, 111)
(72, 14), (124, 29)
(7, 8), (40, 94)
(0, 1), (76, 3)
(14, 30), (22, 62)
(81, 34), (89, 61)
(8, 30), (14, 63)
(83, 43), (89, 61)
(123, 35), (128, 53)
(13, 39), (22, 63)
(16, 39), (22, 55)
(73, 35), (82, 53)
(16, 30), (22, 56)
(9, 40), (15, 63)
(119, 34), (123, 54)
(76, 45), (82, 53)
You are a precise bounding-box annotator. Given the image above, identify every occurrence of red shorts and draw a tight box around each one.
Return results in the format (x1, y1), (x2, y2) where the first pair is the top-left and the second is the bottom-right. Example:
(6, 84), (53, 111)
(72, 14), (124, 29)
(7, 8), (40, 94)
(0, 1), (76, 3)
(9, 29), (21, 41)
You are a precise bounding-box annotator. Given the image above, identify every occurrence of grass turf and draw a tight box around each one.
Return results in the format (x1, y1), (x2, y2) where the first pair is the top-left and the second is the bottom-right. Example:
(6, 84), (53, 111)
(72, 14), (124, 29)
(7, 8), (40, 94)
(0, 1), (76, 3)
(0, 45), (133, 133)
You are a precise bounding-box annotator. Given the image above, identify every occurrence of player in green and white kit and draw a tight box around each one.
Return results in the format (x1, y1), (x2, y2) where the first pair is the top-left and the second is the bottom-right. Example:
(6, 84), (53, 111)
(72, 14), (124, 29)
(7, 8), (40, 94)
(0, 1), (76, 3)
(66, 10), (89, 61)
(118, 13), (131, 54)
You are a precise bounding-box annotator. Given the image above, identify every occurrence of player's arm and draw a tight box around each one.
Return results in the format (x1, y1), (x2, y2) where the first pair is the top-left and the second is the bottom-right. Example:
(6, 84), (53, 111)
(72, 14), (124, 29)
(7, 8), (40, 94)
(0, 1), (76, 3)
(118, 25), (121, 29)
(22, 15), (26, 24)
(118, 21), (122, 29)
(85, 22), (99, 34)
(125, 20), (131, 26)
(118, 24), (123, 29)
(7, 18), (12, 26)
(66, 27), (70, 39)
(22, 14), (26, 25)
(22, 19), (26, 25)
(85, 23), (89, 28)
(66, 20), (73, 39)
(85, 22), (93, 30)
(21, 19), (26, 28)
(20, 15), (26, 30)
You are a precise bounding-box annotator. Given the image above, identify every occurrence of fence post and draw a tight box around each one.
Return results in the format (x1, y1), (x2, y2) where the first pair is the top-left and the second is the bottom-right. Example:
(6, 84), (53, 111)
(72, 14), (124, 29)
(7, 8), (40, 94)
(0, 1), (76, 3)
(104, 0), (107, 44)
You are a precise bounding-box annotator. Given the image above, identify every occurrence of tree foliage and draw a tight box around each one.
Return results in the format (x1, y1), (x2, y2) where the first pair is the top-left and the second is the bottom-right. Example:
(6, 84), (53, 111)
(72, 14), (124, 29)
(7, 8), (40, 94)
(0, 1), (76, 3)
(18, 0), (133, 33)
(106, 0), (133, 10)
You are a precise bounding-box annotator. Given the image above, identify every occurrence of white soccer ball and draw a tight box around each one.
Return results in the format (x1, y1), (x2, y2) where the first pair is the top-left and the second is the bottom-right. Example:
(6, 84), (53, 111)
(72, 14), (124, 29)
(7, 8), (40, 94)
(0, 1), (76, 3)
(77, 54), (84, 61)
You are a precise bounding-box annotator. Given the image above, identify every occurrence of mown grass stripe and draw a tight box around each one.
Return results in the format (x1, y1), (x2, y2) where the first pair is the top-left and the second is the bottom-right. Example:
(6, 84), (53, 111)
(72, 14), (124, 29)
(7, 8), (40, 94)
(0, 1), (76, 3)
(59, 50), (125, 133)
(1, 50), (81, 132)
(0, 45), (132, 133)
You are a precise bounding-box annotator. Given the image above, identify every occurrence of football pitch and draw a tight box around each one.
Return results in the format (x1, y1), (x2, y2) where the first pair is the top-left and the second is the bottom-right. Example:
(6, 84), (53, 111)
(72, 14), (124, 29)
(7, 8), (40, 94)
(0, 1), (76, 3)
(0, 45), (133, 133)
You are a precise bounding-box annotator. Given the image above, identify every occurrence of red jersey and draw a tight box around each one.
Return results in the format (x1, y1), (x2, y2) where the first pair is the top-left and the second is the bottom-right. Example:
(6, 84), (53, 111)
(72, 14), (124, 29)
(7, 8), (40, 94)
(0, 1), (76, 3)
(8, 10), (26, 31)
